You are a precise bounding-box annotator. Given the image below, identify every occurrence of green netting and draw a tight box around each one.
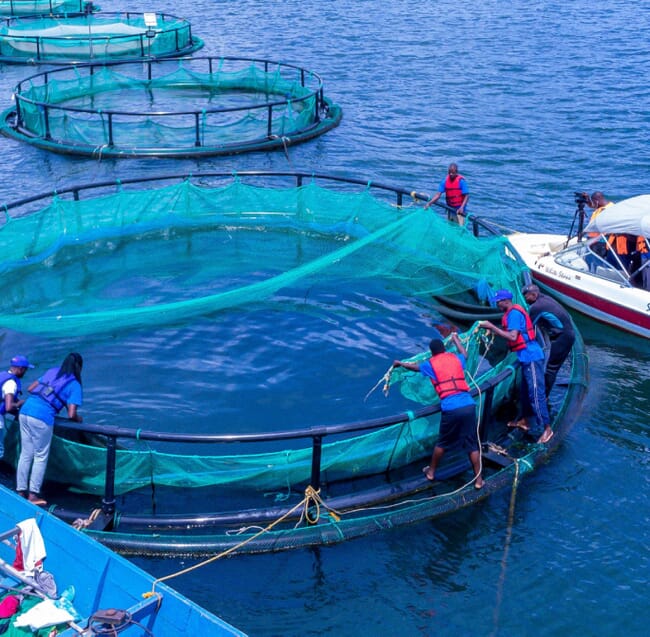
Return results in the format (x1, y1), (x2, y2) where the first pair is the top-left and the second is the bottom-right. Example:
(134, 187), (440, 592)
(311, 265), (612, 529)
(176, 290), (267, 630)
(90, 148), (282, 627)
(0, 13), (202, 62)
(0, 179), (528, 336)
(13, 60), (330, 152)
(0, 177), (527, 495)
(0, 0), (95, 16)
(3, 324), (517, 496)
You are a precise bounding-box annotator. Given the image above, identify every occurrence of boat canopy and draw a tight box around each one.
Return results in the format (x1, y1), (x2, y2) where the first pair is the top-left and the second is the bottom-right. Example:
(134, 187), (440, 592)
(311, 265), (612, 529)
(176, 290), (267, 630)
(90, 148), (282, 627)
(585, 194), (650, 237)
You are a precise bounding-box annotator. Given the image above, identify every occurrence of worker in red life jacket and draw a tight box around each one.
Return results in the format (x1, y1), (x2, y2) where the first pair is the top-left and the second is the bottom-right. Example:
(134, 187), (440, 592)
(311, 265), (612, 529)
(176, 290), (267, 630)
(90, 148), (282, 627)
(424, 162), (470, 226)
(392, 332), (483, 489)
(478, 289), (554, 444)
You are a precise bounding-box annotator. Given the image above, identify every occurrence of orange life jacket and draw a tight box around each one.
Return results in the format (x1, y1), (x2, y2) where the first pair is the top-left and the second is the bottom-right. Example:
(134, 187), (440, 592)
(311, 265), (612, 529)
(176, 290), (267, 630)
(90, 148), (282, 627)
(587, 202), (613, 238)
(428, 352), (470, 399)
(444, 174), (466, 208)
(501, 304), (536, 352)
(607, 234), (634, 255)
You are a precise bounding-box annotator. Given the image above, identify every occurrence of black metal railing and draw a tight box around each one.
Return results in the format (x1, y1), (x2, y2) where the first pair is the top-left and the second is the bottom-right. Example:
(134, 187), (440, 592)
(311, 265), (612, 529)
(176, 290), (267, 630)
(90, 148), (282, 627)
(52, 365), (514, 518)
(10, 57), (328, 150)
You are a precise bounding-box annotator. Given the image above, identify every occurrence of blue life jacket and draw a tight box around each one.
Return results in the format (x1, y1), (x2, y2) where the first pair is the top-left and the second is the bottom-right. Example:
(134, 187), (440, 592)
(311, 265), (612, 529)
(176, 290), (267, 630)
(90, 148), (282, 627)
(0, 371), (22, 416)
(29, 367), (74, 412)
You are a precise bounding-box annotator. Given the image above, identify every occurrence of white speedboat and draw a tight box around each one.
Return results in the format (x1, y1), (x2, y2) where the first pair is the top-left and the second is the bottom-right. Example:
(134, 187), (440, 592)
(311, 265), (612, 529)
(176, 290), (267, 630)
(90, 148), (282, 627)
(507, 194), (650, 339)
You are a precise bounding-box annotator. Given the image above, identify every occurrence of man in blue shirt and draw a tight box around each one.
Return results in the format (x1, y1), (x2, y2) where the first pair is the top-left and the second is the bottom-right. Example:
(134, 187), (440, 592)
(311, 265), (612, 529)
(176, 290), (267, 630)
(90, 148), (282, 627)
(393, 331), (483, 489)
(478, 290), (553, 444)
(424, 163), (470, 225)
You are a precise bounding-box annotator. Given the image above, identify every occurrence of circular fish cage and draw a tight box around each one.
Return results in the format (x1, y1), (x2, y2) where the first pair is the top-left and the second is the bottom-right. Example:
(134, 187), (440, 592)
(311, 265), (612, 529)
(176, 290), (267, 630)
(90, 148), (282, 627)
(0, 11), (203, 64)
(0, 0), (97, 17)
(0, 172), (589, 555)
(0, 56), (343, 157)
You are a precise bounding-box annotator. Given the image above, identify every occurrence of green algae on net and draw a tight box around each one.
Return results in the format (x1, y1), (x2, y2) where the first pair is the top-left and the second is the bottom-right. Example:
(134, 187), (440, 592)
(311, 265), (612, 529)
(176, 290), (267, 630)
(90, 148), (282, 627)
(0, 173), (527, 337)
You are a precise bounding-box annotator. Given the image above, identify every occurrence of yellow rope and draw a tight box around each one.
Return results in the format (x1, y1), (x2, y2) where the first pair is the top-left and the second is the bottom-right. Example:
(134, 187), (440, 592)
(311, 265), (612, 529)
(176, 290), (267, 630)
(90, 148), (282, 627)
(72, 508), (102, 530)
(143, 486), (326, 598)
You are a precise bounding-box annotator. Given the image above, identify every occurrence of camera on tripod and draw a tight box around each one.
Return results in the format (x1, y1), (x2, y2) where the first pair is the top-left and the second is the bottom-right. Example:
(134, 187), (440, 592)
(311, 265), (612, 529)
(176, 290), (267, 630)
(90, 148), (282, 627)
(574, 191), (588, 206)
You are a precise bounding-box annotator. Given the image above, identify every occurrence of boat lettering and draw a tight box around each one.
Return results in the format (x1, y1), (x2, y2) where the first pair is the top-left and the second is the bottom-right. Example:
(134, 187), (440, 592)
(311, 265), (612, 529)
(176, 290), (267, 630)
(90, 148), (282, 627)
(647, 303), (650, 313)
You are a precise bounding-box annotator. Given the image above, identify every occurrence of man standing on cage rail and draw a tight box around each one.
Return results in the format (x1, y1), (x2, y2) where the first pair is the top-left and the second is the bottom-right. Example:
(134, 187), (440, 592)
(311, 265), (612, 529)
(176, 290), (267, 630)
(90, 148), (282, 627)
(392, 332), (483, 489)
(424, 162), (470, 225)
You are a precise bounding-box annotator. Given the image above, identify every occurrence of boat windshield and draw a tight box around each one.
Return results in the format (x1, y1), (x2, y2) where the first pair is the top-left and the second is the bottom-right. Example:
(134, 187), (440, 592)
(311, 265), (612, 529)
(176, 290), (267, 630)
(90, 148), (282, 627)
(555, 239), (632, 286)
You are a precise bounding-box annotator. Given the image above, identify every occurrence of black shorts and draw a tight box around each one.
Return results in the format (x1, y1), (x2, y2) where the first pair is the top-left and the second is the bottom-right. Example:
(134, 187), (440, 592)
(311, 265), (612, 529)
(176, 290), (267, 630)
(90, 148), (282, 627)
(437, 404), (479, 452)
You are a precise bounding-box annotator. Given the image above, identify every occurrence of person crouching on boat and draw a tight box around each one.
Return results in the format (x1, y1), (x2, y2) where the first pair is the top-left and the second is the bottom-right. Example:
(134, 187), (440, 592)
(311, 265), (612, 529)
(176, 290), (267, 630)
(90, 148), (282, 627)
(478, 290), (554, 445)
(392, 332), (483, 489)
(16, 353), (83, 507)
(521, 283), (575, 397)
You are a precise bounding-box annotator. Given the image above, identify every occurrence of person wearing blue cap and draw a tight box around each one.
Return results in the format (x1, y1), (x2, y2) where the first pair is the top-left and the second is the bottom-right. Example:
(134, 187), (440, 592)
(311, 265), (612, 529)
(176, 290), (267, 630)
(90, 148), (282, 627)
(0, 356), (34, 460)
(478, 290), (554, 444)
(392, 331), (483, 489)
(17, 353), (83, 506)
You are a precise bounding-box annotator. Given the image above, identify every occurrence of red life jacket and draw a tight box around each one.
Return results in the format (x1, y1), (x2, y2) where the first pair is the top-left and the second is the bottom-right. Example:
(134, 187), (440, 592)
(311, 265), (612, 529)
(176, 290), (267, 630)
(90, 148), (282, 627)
(444, 174), (466, 208)
(428, 352), (470, 399)
(501, 304), (536, 351)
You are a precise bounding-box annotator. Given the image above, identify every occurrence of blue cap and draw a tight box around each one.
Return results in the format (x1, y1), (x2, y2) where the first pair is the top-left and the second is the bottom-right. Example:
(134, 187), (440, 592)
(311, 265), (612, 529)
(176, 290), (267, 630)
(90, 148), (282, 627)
(492, 289), (513, 303)
(10, 355), (34, 369)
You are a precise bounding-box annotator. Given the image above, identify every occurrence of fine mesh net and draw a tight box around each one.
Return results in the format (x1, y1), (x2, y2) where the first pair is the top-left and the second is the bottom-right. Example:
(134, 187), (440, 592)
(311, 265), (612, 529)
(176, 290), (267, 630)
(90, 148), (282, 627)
(0, 12), (202, 62)
(0, 178), (527, 337)
(0, 0), (90, 16)
(10, 59), (338, 154)
(0, 176), (529, 497)
(3, 323), (517, 496)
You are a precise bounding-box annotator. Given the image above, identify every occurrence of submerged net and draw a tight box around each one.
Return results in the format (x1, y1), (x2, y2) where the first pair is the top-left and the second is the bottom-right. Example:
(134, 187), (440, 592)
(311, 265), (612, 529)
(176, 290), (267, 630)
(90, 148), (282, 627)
(11, 59), (337, 152)
(0, 12), (202, 62)
(0, 175), (527, 496)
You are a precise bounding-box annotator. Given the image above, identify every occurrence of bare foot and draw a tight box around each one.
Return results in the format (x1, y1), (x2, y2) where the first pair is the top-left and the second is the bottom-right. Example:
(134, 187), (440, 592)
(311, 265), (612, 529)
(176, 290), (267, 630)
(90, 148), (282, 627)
(537, 428), (554, 444)
(507, 418), (529, 432)
(474, 477), (484, 490)
(422, 466), (435, 481)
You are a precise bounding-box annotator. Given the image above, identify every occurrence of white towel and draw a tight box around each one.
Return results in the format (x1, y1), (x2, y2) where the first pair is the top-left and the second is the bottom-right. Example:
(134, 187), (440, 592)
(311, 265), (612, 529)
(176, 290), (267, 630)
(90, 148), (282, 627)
(13, 598), (74, 631)
(16, 518), (46, 575)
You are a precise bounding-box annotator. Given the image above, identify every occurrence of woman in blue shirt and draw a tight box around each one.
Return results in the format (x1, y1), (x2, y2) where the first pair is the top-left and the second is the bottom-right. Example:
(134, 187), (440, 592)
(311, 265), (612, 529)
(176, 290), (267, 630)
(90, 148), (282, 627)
(17, 352), (83, 506)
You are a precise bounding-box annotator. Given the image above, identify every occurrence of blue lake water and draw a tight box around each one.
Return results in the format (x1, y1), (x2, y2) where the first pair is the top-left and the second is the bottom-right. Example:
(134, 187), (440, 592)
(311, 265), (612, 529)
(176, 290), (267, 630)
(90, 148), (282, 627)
(0, 1), (649, 635)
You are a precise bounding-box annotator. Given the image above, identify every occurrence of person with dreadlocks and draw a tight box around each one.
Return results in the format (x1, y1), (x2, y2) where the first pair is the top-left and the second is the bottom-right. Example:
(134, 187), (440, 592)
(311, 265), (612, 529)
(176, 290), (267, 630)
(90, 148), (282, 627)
(17, 352), (83, 506)
(392, 332), (483, 489)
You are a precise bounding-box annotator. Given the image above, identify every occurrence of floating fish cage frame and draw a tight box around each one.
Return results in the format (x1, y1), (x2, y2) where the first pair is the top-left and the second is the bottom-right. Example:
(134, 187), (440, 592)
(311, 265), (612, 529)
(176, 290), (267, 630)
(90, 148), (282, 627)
(0, 11), (203, 64)
(0, 56), (343, 158)
(0, 171), (588, 555)
(0, 0), (96, 16)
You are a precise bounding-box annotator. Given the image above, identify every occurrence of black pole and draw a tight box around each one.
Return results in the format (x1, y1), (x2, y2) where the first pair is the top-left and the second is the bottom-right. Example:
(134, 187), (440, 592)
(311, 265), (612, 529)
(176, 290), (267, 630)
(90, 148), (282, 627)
(102, 436), (117, 516)
(310, 435), (323, 493)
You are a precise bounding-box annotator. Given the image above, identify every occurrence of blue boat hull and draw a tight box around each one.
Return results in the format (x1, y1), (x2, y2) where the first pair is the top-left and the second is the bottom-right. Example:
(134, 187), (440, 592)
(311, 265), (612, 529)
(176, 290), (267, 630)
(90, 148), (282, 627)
(0, 486), (246, 635)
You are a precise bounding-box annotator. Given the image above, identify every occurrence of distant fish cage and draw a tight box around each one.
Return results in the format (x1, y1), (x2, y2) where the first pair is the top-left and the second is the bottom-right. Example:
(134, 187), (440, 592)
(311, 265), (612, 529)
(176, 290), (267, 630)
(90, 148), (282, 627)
(0, 11), (203, 64)
(0, 0), (97, 17)
(0, 56), (343, 158)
